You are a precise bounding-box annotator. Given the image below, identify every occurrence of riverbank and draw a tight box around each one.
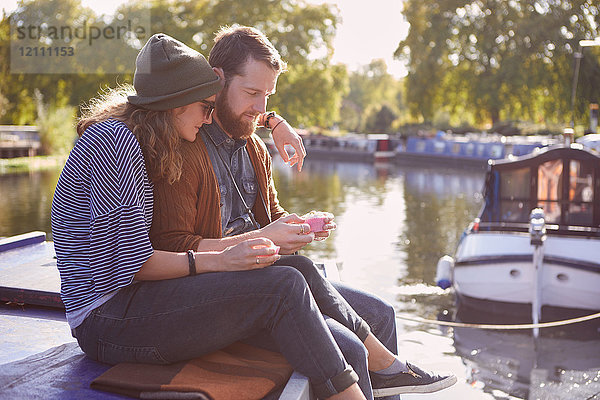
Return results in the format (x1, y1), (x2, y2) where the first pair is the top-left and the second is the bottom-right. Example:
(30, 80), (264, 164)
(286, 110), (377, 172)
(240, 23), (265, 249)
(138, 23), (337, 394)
(0, 155), (67, 174)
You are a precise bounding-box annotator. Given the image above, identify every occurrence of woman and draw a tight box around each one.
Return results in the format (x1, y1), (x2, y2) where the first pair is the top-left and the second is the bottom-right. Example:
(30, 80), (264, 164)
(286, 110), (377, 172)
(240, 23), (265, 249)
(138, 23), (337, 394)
(51, 33), (368, 399)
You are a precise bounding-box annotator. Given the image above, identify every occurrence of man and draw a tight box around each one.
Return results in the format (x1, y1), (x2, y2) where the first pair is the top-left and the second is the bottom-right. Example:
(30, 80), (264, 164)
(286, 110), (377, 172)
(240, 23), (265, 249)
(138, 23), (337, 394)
(150, 26), (456, 398)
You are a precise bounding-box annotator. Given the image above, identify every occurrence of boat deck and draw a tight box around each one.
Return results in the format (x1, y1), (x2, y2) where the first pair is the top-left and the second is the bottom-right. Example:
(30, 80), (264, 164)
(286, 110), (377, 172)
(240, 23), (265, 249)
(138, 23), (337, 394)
(0, 232), (333, 400)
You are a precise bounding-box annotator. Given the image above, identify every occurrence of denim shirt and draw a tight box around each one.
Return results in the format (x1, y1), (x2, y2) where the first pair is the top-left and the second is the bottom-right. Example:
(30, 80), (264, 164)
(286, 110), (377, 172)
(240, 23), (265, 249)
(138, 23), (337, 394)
(200, 122), (259, 237)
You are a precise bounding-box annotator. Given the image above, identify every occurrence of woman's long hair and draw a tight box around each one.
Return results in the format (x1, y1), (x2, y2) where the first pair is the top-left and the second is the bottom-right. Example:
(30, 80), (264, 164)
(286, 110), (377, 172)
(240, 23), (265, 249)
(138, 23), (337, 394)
(77, 85), (183, 184)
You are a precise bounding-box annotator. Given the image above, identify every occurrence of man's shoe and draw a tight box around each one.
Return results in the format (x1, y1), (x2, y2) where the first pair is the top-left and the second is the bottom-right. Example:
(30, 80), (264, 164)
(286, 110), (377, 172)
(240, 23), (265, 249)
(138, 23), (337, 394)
(370, 362), (457, 397)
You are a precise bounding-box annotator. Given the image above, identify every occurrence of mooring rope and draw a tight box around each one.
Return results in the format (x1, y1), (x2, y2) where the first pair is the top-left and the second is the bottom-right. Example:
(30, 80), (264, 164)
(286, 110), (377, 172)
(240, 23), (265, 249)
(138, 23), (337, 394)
(396, 311), (600, 330)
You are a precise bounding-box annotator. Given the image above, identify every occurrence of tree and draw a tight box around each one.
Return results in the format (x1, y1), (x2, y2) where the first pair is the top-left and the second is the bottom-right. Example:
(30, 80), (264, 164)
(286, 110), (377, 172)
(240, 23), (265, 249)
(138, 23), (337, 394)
(125, 0), (345, 126)
(365, 104), (397, 133)
(397, 0), (600, 128)
(270, 61), (349, 128)
(338, 59), (403, 132)
(1, 0), (347, 130)
(1, 0), (138, 125)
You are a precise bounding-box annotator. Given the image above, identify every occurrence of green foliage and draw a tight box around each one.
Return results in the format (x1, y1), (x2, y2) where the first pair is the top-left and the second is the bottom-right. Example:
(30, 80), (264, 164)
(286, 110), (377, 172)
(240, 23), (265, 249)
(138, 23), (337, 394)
(338, 59), (404, 132)
(0, 155), (66, 174)
(272, 61), (348, 127)
(1, 0), (137, 125)
(35, 90), (76, 155)
(364, 104), (397, 133)
(141, 0), (343, 127)
(3, 0), (598, 133)
(431, 109), (452, 131)
(397, 0), (600, 128)
(1, 0), (347, 129)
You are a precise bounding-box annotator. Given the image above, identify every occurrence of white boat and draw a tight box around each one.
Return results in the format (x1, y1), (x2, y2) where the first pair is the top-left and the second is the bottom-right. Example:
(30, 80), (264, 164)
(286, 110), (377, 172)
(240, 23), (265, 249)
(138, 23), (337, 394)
(576, 133), (600, 153)
(439, 144), (600, 317)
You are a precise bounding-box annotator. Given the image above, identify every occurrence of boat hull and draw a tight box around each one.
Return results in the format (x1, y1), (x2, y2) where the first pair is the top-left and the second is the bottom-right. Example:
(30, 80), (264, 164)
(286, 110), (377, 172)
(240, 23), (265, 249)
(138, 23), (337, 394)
(304, 147), (378, 162)
(454, 231), (600, 312)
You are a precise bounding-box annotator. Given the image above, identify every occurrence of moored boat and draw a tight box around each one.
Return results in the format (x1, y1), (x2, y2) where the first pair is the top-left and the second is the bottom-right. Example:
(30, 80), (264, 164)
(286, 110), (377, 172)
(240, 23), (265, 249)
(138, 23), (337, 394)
(300, 133), (398, 162)
(438, 144), (600, 317)
(396, 133), (557, 168)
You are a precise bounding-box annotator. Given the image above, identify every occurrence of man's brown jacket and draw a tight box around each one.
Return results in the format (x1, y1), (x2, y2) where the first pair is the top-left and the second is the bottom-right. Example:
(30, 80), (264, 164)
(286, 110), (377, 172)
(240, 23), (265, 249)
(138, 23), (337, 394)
(150, 131), (286, 252)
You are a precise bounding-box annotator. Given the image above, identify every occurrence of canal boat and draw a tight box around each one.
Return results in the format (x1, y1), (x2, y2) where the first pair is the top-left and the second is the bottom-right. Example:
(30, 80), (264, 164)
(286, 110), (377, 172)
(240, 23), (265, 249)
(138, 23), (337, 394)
(395, 133), (557, 168)
(0, 231), (324, 400)
(300, 133), (398, 162)
(439, 144), (600, 317)
(576, 133), (600, 153)
(0, 125), (40, 158)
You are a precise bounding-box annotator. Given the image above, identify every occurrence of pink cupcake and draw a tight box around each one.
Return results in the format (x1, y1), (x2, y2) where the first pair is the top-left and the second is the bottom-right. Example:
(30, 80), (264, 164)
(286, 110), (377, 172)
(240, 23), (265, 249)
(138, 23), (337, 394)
(302, 211), (334, 233)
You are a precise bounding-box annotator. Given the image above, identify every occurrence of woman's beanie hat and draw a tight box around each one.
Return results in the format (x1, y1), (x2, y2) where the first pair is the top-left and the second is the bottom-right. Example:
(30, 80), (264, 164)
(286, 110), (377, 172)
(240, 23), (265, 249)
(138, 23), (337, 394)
(128, 33), (222, 111)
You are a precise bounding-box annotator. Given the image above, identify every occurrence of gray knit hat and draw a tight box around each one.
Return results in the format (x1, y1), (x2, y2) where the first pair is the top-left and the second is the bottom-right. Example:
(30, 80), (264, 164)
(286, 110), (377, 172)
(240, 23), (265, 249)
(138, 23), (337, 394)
(128, 33), (222, 111)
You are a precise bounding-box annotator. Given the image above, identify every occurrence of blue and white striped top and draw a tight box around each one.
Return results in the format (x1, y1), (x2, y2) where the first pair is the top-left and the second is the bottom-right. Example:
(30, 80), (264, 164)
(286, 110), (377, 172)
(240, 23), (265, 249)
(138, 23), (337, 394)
(51, 119), (154, 328)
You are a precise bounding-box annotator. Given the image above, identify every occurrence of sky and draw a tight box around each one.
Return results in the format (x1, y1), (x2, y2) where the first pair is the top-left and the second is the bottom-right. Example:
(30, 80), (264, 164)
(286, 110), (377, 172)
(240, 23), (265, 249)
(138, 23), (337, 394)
(1, 0), (409, 77)
(309, 0), (409, 77)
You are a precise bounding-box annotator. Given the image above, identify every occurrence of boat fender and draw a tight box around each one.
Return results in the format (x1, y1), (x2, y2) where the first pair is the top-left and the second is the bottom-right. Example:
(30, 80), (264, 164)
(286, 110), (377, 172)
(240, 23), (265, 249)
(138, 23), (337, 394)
(435, 255), (454, 289)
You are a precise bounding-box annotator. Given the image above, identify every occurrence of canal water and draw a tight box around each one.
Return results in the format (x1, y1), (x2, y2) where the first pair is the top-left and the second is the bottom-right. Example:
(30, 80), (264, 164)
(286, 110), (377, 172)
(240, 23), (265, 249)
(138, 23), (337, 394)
(1, 156), (598, 400)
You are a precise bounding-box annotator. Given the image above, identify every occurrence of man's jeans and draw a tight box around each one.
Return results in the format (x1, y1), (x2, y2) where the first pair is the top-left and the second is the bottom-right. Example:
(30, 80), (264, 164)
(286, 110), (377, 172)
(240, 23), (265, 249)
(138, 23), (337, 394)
(332, 282), (400, 400)
(244, 256), (400, 400)
(74, 259), (363, 398)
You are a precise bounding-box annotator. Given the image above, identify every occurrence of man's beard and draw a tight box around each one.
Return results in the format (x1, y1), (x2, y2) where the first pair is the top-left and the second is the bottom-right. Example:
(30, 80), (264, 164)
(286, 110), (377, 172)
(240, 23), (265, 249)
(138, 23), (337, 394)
(215, 86), (258, 139)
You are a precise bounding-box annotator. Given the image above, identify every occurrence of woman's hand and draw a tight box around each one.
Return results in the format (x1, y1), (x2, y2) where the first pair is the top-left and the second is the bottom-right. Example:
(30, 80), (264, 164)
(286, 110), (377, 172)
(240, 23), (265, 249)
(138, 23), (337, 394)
(218, 237), (281, 270)
(136, 238), (280, 280)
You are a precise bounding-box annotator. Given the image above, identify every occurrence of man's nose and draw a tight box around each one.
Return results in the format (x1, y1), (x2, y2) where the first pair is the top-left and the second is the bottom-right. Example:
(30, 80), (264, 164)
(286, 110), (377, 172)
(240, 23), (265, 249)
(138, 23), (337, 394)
(252, 96), (268, 114)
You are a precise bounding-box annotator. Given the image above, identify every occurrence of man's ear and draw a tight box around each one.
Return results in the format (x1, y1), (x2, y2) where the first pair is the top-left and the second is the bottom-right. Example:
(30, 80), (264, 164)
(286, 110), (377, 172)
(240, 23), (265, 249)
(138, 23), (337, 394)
(213, 67), (225, 81)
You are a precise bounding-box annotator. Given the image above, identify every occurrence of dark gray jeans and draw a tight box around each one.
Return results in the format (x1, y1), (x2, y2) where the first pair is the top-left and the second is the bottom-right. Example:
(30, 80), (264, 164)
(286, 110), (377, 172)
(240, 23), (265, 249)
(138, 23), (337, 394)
(242, 256), (399, 399)
(74, 256), (369, 398)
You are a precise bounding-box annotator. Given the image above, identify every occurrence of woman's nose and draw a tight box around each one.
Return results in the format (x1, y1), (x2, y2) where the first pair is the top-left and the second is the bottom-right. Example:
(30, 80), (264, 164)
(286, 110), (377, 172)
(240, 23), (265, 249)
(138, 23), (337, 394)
(202, 112), (213, 125)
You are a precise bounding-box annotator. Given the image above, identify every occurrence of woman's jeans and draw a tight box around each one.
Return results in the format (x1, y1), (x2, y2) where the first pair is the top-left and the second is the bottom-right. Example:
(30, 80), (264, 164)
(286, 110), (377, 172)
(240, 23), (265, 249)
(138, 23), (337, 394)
(74, 256), (370, 398)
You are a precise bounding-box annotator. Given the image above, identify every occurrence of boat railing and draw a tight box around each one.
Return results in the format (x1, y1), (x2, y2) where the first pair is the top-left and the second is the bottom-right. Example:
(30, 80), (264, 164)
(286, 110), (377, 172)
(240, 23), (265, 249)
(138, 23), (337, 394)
(475, 221), (600, 237)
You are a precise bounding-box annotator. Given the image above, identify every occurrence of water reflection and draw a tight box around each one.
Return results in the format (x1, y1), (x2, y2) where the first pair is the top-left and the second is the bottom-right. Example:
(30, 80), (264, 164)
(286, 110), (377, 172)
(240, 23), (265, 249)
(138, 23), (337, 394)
(273, 157), (485, 306)
(0, 169), (60, 239)
(273, 156), (599, 400)
(454, 307), (600, 399)
(398, 166), (484, 306)
(2, 157), (598, 400)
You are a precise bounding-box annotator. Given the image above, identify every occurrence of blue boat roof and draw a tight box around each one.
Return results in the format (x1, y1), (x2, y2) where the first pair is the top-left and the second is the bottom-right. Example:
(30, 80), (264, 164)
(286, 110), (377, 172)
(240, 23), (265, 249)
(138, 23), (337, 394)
(403, 135), (552, 161)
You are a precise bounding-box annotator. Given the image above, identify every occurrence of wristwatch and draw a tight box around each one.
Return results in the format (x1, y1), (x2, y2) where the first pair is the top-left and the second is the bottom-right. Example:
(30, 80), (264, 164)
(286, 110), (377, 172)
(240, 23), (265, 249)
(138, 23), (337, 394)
(264, 111), (276, 129)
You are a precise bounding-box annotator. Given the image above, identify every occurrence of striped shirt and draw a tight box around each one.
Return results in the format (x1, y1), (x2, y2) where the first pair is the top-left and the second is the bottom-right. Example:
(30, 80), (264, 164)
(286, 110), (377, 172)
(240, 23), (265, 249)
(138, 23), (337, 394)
(51, 119), (154, 329)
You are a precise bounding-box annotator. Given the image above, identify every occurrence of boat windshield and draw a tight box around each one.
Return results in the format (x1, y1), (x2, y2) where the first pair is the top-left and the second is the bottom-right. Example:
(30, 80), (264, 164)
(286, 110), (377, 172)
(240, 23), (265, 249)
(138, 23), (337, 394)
(536, 159), (595, 225)
(479, 148), (598, 234)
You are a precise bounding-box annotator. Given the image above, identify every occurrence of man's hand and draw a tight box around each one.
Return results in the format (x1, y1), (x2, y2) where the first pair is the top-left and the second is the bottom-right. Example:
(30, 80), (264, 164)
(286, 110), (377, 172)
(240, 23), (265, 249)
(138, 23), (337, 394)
(313, 217), (337, 242)
(258, 214), (314, 254)
(270, 118), (306, 172)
